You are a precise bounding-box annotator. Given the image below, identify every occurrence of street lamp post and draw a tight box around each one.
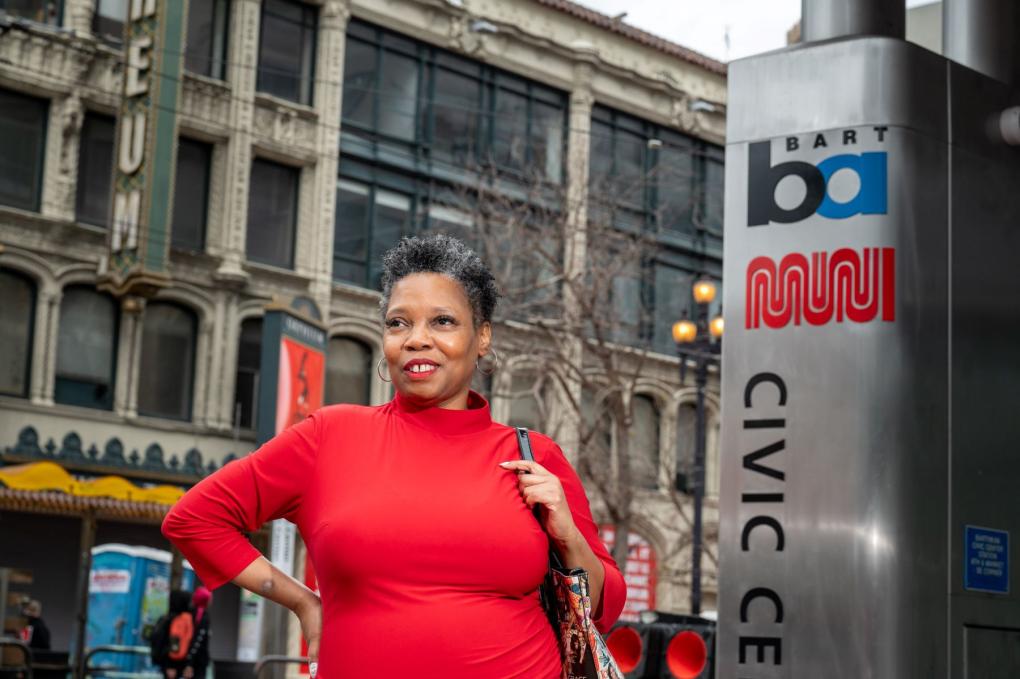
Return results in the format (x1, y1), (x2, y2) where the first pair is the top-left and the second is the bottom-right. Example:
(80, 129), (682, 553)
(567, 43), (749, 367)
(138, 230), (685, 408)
(672, 278), (723, 617)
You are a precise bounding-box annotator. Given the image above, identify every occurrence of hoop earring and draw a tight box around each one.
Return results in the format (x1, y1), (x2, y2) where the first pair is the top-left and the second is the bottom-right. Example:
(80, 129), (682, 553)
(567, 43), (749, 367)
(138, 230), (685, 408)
(476, 347), (500, 376)
(376, 357), (392, 383)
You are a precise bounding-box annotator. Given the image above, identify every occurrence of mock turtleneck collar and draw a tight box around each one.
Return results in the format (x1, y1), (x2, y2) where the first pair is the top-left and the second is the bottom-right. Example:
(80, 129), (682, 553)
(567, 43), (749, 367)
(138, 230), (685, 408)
(390, 390), (493, 435)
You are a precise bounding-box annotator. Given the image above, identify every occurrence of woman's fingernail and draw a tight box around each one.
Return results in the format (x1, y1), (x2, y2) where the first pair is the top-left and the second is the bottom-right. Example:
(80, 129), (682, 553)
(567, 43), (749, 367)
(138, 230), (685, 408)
(499, 461), (511, 467)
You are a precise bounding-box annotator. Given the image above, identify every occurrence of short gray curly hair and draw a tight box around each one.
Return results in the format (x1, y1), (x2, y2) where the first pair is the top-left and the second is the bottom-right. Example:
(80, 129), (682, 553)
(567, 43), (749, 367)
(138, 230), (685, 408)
(379, 233), (500, 326)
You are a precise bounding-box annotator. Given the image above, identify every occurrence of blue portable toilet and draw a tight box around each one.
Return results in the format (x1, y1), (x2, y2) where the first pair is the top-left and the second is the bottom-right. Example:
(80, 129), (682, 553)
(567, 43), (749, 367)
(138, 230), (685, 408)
(87, 544), (196, 673)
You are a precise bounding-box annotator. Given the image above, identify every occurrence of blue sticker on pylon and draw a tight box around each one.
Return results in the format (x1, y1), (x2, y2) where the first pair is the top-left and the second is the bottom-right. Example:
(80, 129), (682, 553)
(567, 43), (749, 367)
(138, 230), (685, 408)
(964, 526), (1009, 595)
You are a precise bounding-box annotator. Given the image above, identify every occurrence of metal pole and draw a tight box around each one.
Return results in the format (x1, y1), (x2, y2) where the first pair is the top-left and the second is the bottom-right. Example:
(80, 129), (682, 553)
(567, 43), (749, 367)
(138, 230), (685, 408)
(73, 514), (97, 679)
(801, 0), (905, 42)
(943, 0), (1017, 84)
(691, 354), (707, 617)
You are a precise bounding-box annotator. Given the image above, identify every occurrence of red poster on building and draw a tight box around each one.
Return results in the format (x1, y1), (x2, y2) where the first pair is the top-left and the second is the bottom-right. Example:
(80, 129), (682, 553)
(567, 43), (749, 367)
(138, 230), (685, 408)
(600, 525), (657, 621)
(275, 336), (325, 435)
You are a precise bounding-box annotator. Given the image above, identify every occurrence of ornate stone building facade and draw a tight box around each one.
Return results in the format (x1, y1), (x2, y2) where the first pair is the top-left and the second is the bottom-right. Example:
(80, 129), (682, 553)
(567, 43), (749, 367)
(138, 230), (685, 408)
(0, 0), (725, 660)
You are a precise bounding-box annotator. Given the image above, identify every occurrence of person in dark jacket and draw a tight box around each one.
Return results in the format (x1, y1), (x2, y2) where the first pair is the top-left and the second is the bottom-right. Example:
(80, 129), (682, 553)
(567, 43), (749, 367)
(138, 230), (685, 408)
(184, 587), (212, 679)
(20, 600), (51, 650)
(152, 590), (199, 679)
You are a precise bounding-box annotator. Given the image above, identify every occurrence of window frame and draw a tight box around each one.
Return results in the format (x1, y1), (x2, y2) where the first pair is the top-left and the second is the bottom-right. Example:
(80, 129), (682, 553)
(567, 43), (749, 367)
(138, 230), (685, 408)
(53, 285), (119, 411)
(631, 394), (661, 490)
(184, 0), (230, 81)
(91, 0), (126, 45)
(75, 111), (117, 229)
(233, 317), (263, 431)
(332, 174), (414, 289)
(171, 136), (213, 252)
(256, 0), (319, 106)
(0, 267), (37, 399)
(137, 301), (198, 422)
(0, 88), (49, 213)
(324, 335), (373, 406)
(246, 157), (301, 270)
(0, 1), (64, 26)
(340, 19), (568, 186)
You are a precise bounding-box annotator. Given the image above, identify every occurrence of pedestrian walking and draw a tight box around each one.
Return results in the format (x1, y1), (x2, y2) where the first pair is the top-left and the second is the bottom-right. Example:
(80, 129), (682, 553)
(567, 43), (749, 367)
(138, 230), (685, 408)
(20, 599), (50, 650)
(150, 590), (206, 679)
(162, 233), (626, 678)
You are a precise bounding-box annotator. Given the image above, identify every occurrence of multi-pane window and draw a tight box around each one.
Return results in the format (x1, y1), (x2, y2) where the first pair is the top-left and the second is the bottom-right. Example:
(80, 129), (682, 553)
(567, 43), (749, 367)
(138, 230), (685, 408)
(591, 105), (724, 237)
(185, 0), (229, 80)
(508, 371), (545, 433)
(651, 262), (695, 354)
(333, 179), (410, 289)
(233, 318), (262, 430)
(0, 89), (47, 212)
(581, 390), (614, 467)
(55, 287), (118, 411)
(138, 302), (197, 421)
(257, 0), (317, 105)
(631, 395), (660, 489)
(76, 113), (116, 228)
(0, 269), (36, 398)
(0, 0), (61, 25)
(341, 19), (567, 184)
(172, 138), (212, 252)
(325, 336), (372, 406)
(589, 105), (724, 354)
(247, 159), (299, 269)
(92, 0), (125, 44)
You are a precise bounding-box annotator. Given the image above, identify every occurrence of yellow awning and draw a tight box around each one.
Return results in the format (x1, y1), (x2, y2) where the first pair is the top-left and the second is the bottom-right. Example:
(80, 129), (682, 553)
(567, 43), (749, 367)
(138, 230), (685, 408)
(0, 461), (184, 505)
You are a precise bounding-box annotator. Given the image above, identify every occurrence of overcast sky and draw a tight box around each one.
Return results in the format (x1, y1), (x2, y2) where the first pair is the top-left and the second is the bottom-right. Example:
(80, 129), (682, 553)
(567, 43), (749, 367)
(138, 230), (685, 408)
(576, 0), (938, 63)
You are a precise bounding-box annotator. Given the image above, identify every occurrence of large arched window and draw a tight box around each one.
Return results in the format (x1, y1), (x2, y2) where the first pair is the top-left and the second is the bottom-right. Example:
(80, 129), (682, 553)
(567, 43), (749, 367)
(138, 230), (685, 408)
(676, 403), (698, 493)
(508, 370), (545, 432)
(325, 336), (372, 406)
(138, 302), (197, 420)
(631, 395), (660, 489)
(0, 269), (36, 398)
(55, 286), (118, 410)
(233, 318), (262, 430)
(581, 390), (614, 467)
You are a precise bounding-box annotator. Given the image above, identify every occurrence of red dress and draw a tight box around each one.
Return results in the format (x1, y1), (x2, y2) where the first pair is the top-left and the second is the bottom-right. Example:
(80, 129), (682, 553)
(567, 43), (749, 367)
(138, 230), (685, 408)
(161, 391), (626, 678)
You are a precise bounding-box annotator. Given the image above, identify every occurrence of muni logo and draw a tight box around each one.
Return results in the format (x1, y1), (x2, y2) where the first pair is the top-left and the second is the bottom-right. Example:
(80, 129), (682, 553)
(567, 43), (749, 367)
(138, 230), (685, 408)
(747, 138), (888, 227)
(745, 247), (896, 330)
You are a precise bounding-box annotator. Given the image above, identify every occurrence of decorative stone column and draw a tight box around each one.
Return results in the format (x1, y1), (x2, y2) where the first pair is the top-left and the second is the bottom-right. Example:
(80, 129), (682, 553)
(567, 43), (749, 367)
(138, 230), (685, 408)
(557, 56), (596, 464)
(209, 291), (235, 431)
(62, 0), (95, 36)
(308, 0), (352, 316)
(213, 0), (262, 287)
(114, 296), (145, 418)
(30, 285), (60, 406)
(41, 92), (84, 222)
(189, 317), (215, 426)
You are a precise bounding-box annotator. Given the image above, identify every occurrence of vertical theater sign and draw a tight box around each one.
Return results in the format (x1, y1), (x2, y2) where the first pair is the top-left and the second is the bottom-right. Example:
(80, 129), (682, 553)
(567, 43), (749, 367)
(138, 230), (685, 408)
(99, 0), (188, 297)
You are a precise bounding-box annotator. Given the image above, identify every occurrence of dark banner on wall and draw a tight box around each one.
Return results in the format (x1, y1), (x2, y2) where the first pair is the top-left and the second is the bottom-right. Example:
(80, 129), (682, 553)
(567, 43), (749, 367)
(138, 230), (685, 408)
(99, 0), (188, 298)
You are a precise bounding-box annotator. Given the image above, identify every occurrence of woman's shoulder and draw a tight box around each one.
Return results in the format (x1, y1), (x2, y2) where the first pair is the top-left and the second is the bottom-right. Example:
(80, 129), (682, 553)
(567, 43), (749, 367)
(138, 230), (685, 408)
(491, 422), (567, 464)
(313, 402), (388, 434)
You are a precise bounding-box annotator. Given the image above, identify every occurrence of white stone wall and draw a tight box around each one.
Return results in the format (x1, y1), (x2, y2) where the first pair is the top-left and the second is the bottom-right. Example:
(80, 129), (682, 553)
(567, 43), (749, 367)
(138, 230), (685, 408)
(0, 0), (724, 617)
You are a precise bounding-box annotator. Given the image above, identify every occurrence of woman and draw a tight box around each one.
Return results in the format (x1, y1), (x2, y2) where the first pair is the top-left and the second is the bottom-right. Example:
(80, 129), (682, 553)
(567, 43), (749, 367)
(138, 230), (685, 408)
(162, 234), (626, 678)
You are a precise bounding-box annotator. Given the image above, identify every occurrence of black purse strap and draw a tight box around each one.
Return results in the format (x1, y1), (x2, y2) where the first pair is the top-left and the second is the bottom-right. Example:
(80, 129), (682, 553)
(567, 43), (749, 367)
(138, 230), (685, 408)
(514, 427), (565, 570)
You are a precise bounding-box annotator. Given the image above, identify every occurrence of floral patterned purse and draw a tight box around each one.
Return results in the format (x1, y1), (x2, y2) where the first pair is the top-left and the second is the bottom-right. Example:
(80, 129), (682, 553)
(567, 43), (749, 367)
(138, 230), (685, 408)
(515, 428), (625, 679)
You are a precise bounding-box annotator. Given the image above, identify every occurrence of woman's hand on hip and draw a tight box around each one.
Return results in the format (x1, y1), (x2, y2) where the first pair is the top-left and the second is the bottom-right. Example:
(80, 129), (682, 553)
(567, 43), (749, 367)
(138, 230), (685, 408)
(499, 460), (579, 545)
(294, 593), (322, 669)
